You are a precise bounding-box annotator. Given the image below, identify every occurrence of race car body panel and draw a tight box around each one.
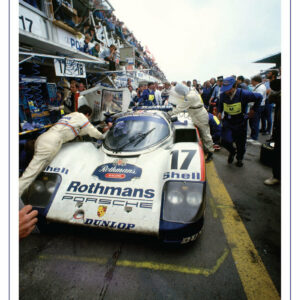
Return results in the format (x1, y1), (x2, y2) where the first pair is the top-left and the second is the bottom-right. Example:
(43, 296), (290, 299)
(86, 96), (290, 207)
(23, 108), (206, 243)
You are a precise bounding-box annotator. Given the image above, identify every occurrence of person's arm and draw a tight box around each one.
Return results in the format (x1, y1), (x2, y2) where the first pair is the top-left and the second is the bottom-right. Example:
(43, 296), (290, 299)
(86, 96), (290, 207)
(79, 121), (105, 139)
(217, 96), (224, 119)
(168, 98), (192, 116)
(209, 88), (217, 105)
(242, 90), (262, 111)
(19, 205), (38, 239)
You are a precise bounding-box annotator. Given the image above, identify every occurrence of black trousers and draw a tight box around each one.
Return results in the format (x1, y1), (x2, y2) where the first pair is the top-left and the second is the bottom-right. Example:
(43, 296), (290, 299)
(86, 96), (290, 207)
(104, 57), (116, 71)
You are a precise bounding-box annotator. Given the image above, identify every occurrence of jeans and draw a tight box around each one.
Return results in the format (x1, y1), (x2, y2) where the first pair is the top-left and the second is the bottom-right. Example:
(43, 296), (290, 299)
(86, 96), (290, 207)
(249, 106), (264, 140)
(261, 101), (273, 132)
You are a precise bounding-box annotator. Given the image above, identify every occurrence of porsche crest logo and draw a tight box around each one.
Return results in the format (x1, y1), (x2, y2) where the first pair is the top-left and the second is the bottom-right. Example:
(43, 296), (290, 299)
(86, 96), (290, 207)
(97, 205), (107, 217)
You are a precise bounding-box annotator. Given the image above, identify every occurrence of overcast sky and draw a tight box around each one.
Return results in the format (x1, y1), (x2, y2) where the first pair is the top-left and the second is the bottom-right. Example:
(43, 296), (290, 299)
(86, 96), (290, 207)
(111, 0), (281, 83)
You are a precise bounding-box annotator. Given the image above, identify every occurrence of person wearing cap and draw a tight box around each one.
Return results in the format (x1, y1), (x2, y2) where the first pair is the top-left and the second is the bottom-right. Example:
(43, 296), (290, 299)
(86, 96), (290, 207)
(19, 105), (107, 197)
(217, 77), (262, 167)
(138, 82), (157, 106)
(167, 83), (214, 162)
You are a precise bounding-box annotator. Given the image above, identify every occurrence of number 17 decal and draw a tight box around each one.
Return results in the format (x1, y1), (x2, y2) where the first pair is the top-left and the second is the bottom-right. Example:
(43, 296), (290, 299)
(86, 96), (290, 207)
(171, 150), (196, 170)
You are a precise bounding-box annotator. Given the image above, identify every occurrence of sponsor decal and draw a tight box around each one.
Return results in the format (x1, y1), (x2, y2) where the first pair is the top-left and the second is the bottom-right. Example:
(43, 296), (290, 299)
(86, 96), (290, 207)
(45, 165), (69, 175)
(181, 232), (200, 244)
(66, 181), (155, 198)
(62, 195), (153, 210)
(97, 205), (107, 217)
(84, 218), (135, 230)
(92, 161), (142, 182)
(163, 171), (200, 180)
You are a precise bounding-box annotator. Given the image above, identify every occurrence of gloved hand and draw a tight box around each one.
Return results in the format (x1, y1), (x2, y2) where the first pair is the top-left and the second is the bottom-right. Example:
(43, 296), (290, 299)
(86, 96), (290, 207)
(96, 139), (103, 145)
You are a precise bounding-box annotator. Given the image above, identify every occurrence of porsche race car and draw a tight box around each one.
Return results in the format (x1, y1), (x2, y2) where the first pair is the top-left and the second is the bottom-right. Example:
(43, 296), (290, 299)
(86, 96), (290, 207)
(22, 107), (206, 244)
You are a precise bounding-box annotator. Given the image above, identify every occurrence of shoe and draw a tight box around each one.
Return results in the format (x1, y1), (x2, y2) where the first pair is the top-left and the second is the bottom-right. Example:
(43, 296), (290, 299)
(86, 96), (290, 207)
(259, 129), (265, 133)
(213, 144), (221, 150)
(262, 131), (270, 136)
(247, 138), (254, 143)
(264, 177), (280, 185)
(251, 140), (261, 146)
(205, 152), (213, 163)
(228, 151), (236, 164)
(236, 160), (243, 167)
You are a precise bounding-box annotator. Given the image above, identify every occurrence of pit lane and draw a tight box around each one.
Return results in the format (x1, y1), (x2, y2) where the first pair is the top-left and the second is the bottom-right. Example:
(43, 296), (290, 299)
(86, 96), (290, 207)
(19, 139), (281, 300)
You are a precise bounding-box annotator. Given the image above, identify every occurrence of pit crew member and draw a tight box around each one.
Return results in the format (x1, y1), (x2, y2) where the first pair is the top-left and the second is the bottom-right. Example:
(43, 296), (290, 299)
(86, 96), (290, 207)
(217, 76), (262, 167)
(19, 105), (106, 196)
(167, 83), (214, 162)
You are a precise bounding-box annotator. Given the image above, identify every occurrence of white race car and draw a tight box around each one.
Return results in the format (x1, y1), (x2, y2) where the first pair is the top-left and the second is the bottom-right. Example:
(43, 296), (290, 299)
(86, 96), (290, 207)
(23, 107), (206, 244)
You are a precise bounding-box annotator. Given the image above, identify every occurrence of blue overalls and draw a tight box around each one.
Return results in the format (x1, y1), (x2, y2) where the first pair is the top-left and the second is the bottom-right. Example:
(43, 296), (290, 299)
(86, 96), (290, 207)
(218, 89), (262, 161)
(208, 113), (222, 144)
(138, 89), (157, 106)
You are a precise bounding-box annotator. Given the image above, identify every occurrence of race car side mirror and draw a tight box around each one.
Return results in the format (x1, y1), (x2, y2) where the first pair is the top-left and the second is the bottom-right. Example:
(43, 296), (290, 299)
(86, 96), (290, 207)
(171, 116), (178, 122)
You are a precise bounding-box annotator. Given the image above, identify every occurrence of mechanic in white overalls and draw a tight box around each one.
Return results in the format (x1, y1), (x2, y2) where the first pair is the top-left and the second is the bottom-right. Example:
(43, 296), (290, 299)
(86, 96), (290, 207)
(19, 105), (106, 197)
(168, 83), (214, 162)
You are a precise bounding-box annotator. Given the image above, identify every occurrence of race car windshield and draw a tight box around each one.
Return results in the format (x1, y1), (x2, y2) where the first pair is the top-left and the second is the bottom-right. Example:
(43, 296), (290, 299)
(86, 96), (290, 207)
(104, 115), (170, 152)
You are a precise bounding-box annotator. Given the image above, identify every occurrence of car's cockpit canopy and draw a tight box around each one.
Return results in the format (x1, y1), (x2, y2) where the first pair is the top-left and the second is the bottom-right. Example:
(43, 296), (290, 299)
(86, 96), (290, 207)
(104, 114), (170, 152)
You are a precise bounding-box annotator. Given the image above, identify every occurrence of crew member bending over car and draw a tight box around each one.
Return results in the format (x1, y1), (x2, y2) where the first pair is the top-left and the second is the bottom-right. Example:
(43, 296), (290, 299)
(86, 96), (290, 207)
(19, 105), (106, 197)
(167, 83), (214, 162)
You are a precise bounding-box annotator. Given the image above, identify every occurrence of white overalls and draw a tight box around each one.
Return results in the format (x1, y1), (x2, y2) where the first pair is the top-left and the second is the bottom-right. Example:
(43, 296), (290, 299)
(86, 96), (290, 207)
(19, 112), (103, 196)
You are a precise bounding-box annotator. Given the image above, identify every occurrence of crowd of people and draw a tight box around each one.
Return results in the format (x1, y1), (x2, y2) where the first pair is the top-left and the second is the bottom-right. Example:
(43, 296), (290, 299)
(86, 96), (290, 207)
(127, 69), (281, 184)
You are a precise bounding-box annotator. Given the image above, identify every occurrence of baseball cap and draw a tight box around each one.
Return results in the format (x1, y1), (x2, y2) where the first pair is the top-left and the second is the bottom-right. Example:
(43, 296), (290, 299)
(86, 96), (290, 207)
(220, 77), (236, 93)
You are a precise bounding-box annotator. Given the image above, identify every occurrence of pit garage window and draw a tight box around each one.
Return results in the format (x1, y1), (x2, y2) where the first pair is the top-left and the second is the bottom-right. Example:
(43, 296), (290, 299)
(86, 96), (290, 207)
(104, 115), (170, 152)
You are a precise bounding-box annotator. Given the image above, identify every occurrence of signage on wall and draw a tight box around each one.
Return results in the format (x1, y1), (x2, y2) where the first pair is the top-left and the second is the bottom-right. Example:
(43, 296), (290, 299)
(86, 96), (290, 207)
(54, 58), (86, 78)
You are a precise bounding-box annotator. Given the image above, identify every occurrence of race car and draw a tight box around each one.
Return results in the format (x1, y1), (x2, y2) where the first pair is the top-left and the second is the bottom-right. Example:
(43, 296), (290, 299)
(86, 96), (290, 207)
(22, 107), (206, 244)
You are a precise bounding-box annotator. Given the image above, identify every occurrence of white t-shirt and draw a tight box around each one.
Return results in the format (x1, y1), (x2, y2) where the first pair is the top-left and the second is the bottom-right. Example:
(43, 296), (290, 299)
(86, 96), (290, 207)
(155, 90), (162, 105)
(253, 83), (267, 106)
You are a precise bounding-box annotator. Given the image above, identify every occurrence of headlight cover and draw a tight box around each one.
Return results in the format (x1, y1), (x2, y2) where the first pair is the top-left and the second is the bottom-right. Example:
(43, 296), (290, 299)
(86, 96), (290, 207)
(162, 181), (205, 223)
(22, 172), (62, 209)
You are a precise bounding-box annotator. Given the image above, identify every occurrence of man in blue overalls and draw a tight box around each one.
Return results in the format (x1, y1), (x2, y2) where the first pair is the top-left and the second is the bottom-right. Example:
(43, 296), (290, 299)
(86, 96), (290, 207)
(217, 77), (262, 167)
(138, 82), (157, 106)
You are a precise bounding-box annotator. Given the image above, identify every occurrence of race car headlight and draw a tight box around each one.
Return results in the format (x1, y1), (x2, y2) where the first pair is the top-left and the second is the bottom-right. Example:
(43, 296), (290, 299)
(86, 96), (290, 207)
(167, 190), (184, 205)
(162, 181), (205, 223)
(22, 172), (62, 208)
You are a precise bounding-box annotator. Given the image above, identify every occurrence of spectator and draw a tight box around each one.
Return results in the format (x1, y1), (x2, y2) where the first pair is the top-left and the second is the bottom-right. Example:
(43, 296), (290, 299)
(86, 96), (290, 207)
(248, 75), (267, 142)
(64, 82), (78, 113)
(79, 34), (92, 54)
(91, 43), (101, 58)
(237, 75), (248, 90)
(264, 78), (281, 185)
(138, 82), (157, 106)
(100, 44), (117, 71)
(161, 82), (171, 104)
(187, 81), (192, 89)
(244, 78), (252, 91)
(78, 82), (86, 92)
(262, 69), (279, 137)
(128, 86), (138, 107)
(201, 81), (212, 108)
(154, 83), (163, 105)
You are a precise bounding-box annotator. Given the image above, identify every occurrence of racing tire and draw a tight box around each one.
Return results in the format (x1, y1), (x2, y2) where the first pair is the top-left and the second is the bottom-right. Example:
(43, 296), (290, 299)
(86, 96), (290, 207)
(260, 142), (275, 167)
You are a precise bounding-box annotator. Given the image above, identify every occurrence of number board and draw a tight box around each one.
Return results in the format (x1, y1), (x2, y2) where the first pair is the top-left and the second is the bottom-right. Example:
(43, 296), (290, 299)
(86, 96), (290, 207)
(54, 58), (86, 78)
(19, 4), (48, 39)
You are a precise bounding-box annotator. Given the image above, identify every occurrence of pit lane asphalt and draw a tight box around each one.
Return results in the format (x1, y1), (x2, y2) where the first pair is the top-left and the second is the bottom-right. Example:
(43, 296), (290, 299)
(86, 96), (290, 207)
(19, 136), (281, 300)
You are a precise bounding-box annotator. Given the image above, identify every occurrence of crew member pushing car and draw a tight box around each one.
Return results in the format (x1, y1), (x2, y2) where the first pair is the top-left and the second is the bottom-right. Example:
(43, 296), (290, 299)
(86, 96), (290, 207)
(217, 76), (262, 167)
(19, 105), (106, 197)
(167, 83), (214, 162)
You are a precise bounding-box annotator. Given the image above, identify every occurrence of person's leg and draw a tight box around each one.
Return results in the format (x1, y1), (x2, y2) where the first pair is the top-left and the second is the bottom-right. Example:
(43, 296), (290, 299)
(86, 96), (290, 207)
(250, 107), (262, 140)
(272, 134), (281, 180)
(234, 124), (247, 165)
(266, 103), (273, 134)
(19, 134), (62, 197)
(221, 124), (236, 162)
